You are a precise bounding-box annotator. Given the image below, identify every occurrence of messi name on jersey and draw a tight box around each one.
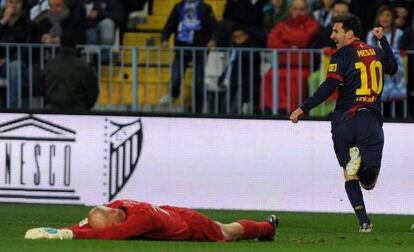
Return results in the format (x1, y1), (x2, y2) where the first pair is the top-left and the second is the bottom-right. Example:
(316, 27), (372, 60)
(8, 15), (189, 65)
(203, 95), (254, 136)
(357, 49), (376, 57)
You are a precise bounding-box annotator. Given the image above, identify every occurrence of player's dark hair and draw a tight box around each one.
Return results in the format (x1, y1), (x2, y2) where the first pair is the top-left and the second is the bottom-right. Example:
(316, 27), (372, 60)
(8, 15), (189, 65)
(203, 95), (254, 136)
(331, 14), (362, 38)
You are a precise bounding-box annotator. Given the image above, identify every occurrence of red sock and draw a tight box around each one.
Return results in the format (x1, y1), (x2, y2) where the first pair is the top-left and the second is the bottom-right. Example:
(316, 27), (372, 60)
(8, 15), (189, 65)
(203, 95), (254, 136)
(237, 220), (273, 240)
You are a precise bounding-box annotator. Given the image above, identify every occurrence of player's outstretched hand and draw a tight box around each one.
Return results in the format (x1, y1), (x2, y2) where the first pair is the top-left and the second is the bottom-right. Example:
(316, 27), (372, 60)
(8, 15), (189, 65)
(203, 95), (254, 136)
(373, 27), (384, 40)
(289, 108), (304, 123)
(25, 227), (73, 240)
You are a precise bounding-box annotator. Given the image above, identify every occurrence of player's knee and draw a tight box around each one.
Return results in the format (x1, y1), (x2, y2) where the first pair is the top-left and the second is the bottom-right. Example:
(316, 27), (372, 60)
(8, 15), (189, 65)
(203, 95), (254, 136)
(358, 165), (380, 190)
(361, 182), (376, 190)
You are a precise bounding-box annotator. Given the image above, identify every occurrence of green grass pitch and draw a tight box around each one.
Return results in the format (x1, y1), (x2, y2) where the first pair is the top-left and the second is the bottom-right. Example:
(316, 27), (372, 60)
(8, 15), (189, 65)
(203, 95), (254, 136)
(1, 203), (413, 251)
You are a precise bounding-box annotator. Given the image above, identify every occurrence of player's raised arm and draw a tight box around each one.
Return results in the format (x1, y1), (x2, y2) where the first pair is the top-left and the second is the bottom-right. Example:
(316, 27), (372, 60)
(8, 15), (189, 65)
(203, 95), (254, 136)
(373, 27), (398, 74)
(372, 27), (385, 40)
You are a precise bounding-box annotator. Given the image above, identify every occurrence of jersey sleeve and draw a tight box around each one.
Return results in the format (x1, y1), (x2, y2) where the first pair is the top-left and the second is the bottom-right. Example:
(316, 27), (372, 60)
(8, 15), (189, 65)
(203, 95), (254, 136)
(300, 77), (341, 112)
(72, 212), (153, 240)
(378, 37), (398, 74)
(326, 51), (346, 82)
(66, 218), (90, 231)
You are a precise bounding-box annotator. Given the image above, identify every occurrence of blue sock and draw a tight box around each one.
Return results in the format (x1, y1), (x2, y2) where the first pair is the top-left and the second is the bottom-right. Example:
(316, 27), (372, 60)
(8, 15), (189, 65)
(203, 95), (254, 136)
(345, 180), (370, 225)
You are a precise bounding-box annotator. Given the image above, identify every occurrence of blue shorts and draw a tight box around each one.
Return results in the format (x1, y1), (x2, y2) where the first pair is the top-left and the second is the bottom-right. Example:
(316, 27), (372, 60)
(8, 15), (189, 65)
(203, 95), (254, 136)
(331, 109), (384, 168)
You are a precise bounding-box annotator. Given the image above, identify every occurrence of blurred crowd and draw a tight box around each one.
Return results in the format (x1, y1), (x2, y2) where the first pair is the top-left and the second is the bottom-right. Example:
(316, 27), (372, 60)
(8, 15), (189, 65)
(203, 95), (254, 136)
(0, 0), (413, 118)
(0, 0), (147, 109)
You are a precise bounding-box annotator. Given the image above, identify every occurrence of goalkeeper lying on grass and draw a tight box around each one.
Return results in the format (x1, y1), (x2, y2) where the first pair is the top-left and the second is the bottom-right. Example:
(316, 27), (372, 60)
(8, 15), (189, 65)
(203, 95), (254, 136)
(25, 199), (279, 241)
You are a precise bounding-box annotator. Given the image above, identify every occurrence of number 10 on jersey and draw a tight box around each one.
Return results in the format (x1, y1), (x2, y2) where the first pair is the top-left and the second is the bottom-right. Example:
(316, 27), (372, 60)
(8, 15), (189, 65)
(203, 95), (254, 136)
(355, 60), (383, 96)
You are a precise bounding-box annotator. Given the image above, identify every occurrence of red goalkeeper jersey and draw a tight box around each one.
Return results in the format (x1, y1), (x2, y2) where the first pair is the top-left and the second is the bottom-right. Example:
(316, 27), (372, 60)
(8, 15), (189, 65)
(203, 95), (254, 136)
(69, 200), (225, 241)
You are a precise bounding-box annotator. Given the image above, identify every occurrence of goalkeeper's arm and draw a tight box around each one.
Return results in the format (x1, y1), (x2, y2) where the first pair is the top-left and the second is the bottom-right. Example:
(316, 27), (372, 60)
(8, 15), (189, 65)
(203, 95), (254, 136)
(25, 227), (74, 240)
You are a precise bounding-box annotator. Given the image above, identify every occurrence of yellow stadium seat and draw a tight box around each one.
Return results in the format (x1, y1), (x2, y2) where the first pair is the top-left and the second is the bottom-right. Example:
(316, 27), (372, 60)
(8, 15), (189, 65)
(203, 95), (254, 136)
(152, 0), (175, 16)
(138, 0), (225, 31)
(152, 0), (224, 18)
(121, 33), (175, 64)
(210, 1), (225, 18)
(121, 48), (174, 65)
(100, 66), (171, 83)
(136, 16), (167, 31)
(98, 66), (193, 106)
(123, 32), (162, 47)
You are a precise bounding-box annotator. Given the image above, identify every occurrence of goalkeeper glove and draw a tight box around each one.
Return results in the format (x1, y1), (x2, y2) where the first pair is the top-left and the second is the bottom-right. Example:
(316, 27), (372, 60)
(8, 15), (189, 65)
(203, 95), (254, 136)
(25, 227), (74, 240)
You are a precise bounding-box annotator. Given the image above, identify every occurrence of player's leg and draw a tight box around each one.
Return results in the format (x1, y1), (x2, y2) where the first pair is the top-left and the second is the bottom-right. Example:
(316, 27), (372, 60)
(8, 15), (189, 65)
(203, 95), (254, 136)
(216, 222), (244, 241)
(357, 165), (381, 190)
(218, 215), (279, 241)
(343, 168), (371, 230)
(332, 121), (371, 230)
(356, 110), (384, 191)
(353, 109), (384, 231)
(258, 215), (279, 241)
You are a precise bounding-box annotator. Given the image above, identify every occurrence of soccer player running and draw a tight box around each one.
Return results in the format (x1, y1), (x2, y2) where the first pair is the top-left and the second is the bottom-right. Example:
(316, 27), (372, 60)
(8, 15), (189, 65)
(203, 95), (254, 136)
(289, 14), (397, 232)
(25, 199), (279, 241)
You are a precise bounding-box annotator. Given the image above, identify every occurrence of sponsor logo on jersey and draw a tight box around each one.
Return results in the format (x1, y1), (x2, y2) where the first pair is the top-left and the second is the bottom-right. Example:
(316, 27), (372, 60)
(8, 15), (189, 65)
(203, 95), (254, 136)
(328, 63), (337, 72)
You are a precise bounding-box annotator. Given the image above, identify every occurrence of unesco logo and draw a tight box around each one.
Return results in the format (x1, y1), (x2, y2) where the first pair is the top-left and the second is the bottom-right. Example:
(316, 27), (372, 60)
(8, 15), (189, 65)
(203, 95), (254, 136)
(0, 114), (144, 204)
(104, 118), (143, 201)
(0, 114), (79, 202)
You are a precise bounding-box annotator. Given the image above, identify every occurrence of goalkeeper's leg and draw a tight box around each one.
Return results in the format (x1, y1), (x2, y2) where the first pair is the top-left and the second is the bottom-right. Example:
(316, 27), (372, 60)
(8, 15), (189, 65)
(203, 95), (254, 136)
(217, 216), (278, 241)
